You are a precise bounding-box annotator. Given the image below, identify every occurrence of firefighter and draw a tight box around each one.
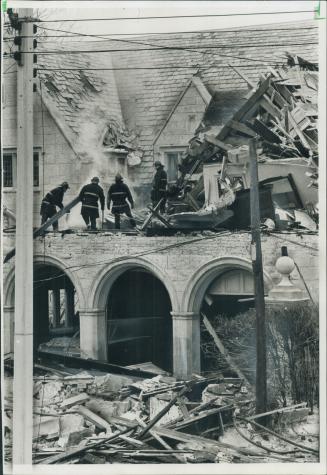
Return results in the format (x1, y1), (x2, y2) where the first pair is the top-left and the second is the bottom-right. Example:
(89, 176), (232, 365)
(79, 177), (105, 230)
(107, 173), (136, 229)
(151, 160), (167, 213)
(40, 181), (70, 231)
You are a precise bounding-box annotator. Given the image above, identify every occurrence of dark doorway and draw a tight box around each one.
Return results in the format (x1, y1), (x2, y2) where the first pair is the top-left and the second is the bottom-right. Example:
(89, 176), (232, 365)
(106, 268), (172, 371)
(34, 264), (79, 353)
(200, 269), (255, 374)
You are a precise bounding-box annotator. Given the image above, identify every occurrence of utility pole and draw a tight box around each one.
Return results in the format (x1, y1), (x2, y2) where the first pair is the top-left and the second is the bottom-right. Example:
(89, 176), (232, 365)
(249, 137), (267, 417)
(12, 8), (34, 466)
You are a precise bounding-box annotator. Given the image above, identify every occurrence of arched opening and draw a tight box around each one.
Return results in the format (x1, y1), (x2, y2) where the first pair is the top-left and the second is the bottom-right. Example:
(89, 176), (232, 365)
(106, 268), (172, 372)
(200, 268), (255, 374)
(34, 264), (79, 354)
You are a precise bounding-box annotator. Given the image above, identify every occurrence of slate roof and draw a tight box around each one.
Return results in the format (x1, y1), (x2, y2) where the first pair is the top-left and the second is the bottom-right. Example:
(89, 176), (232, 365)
(106, 20), (318, 179)
(36, 21), (318, 179)
(37, 43), (126, 158)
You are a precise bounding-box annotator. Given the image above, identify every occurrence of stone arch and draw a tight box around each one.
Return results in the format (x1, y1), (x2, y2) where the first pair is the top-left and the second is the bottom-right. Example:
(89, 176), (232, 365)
(3, 266), (15, 307)
(4, 255), (85, 308)
(182, 256), (274, 314)
(33, 254), (86, 309)
(89, 256), (179, 312)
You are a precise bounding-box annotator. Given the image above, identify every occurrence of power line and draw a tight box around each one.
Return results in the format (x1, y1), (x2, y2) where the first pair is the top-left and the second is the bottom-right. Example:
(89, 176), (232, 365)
(29, 10), (315, 23)
(12, 42), (318, 55)
(35, 64), (285, 72)
(2, 25), (318, 40)
(30, 24), (317, 66)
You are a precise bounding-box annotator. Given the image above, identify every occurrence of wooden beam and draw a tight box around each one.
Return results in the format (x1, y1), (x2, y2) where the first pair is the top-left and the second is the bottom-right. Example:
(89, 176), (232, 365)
(228, 120), (257, 137)
(147, 205), (173, 228)
(140, 198), (164, 231)
(204, 134), (233, 151)
(217, 76), (271, 141)
(227, 63), (257, 89)
(259, 96), (283, 120)
(201, 313), (251, 385)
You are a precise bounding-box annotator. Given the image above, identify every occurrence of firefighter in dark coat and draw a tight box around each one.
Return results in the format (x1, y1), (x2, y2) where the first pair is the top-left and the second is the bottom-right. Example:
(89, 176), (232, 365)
(40, 181), (69, 231)
(151, 161), (167, 213)
(79, 177), (105, 230)
(107, 174), (136, 229)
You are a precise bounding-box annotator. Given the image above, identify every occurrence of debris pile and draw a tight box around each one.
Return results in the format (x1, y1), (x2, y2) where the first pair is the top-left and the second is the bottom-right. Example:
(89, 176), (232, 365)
(3, 357), (319, 464)
(141, 55), (318, 235)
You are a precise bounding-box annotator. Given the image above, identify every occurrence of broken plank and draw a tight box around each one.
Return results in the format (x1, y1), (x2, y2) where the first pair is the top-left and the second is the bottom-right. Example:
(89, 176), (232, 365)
(250, 118), (282, 143)
(36, 427), (131, 464)
(150, 430), (185, 463)
(151, 427), (261, 458)
(201, 313), (251, 385)
(246, 402), (307, 421)
(204, 134), (233, 151)
(227, 63), (256, 89)
(118, 434), (144, 447)
(259, 96), (283, 120)
(265, 85), (288, 110)
(176, 397), (190, 419)
(140, 198), (164, 231)
(217, 76), (271, 142)
(228, 120), (257, 137)
(61, 392), (90, 409)
(37, 350), (154, 378)
(288, 112), (312, 150)
(183, 192), (201, 211)
(167, 405), (233, 432)
(98, 414), (139, 429)
(76, 406), (111, 434)
(147, 205), (173, 228)
(138, 386), (190, 438)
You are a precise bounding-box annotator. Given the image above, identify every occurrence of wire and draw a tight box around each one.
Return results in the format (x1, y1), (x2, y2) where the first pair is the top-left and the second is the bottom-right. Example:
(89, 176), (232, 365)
(29, 10), (315, 23)
(20, 24), (316, 69)
(2, 25), (318, 40)
(16, 42), (318, 55)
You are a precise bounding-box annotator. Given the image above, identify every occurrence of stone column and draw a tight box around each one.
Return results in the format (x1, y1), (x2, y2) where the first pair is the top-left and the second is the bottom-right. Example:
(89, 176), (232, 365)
(51, 288), (61, 327)
(171, 311), (201, 379)
(79, 309), (107, 360)
(64, 287), (75, 328)
(3, 306), (15, 354)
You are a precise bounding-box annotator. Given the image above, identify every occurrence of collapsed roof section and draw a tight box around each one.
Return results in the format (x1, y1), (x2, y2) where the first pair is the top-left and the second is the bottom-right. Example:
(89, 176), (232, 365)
(37, 42), (139, 161)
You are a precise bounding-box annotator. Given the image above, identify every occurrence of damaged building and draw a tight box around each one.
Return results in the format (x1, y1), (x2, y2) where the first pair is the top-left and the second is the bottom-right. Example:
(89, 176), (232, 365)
(2, 14), (323, 465)
(3, 21), (319, 380)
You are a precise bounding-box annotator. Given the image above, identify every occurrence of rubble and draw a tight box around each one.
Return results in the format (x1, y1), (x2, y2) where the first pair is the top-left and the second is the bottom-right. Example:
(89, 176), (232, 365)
(139, 56), (318, 236)
(3, 358), (319, 465)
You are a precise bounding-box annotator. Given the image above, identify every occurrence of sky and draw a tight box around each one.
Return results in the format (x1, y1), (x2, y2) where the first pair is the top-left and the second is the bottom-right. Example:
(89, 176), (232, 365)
(7, 1), (319, 37)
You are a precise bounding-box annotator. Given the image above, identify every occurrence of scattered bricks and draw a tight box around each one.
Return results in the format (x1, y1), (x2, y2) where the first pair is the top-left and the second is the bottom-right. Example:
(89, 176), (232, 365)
(61, 392), (90, 409)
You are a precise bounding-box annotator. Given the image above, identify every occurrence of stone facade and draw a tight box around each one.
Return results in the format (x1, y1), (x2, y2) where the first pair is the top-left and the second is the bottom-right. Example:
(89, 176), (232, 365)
(3, 232), (319, 377)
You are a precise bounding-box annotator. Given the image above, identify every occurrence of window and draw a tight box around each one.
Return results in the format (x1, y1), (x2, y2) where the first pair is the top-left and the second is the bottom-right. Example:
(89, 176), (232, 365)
(163, 149), (185, 182)
(2, 150), (40, 188)
(3, 153), (14, 187)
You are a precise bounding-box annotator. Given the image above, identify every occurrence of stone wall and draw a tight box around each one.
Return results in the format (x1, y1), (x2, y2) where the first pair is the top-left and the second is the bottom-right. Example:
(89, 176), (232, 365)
(3, 231), (319, 371)
(3, 74), (79, 226)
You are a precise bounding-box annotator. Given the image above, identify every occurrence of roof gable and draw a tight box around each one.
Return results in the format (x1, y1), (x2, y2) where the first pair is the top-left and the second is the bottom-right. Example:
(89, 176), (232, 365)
(154, 75), (212, 145)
